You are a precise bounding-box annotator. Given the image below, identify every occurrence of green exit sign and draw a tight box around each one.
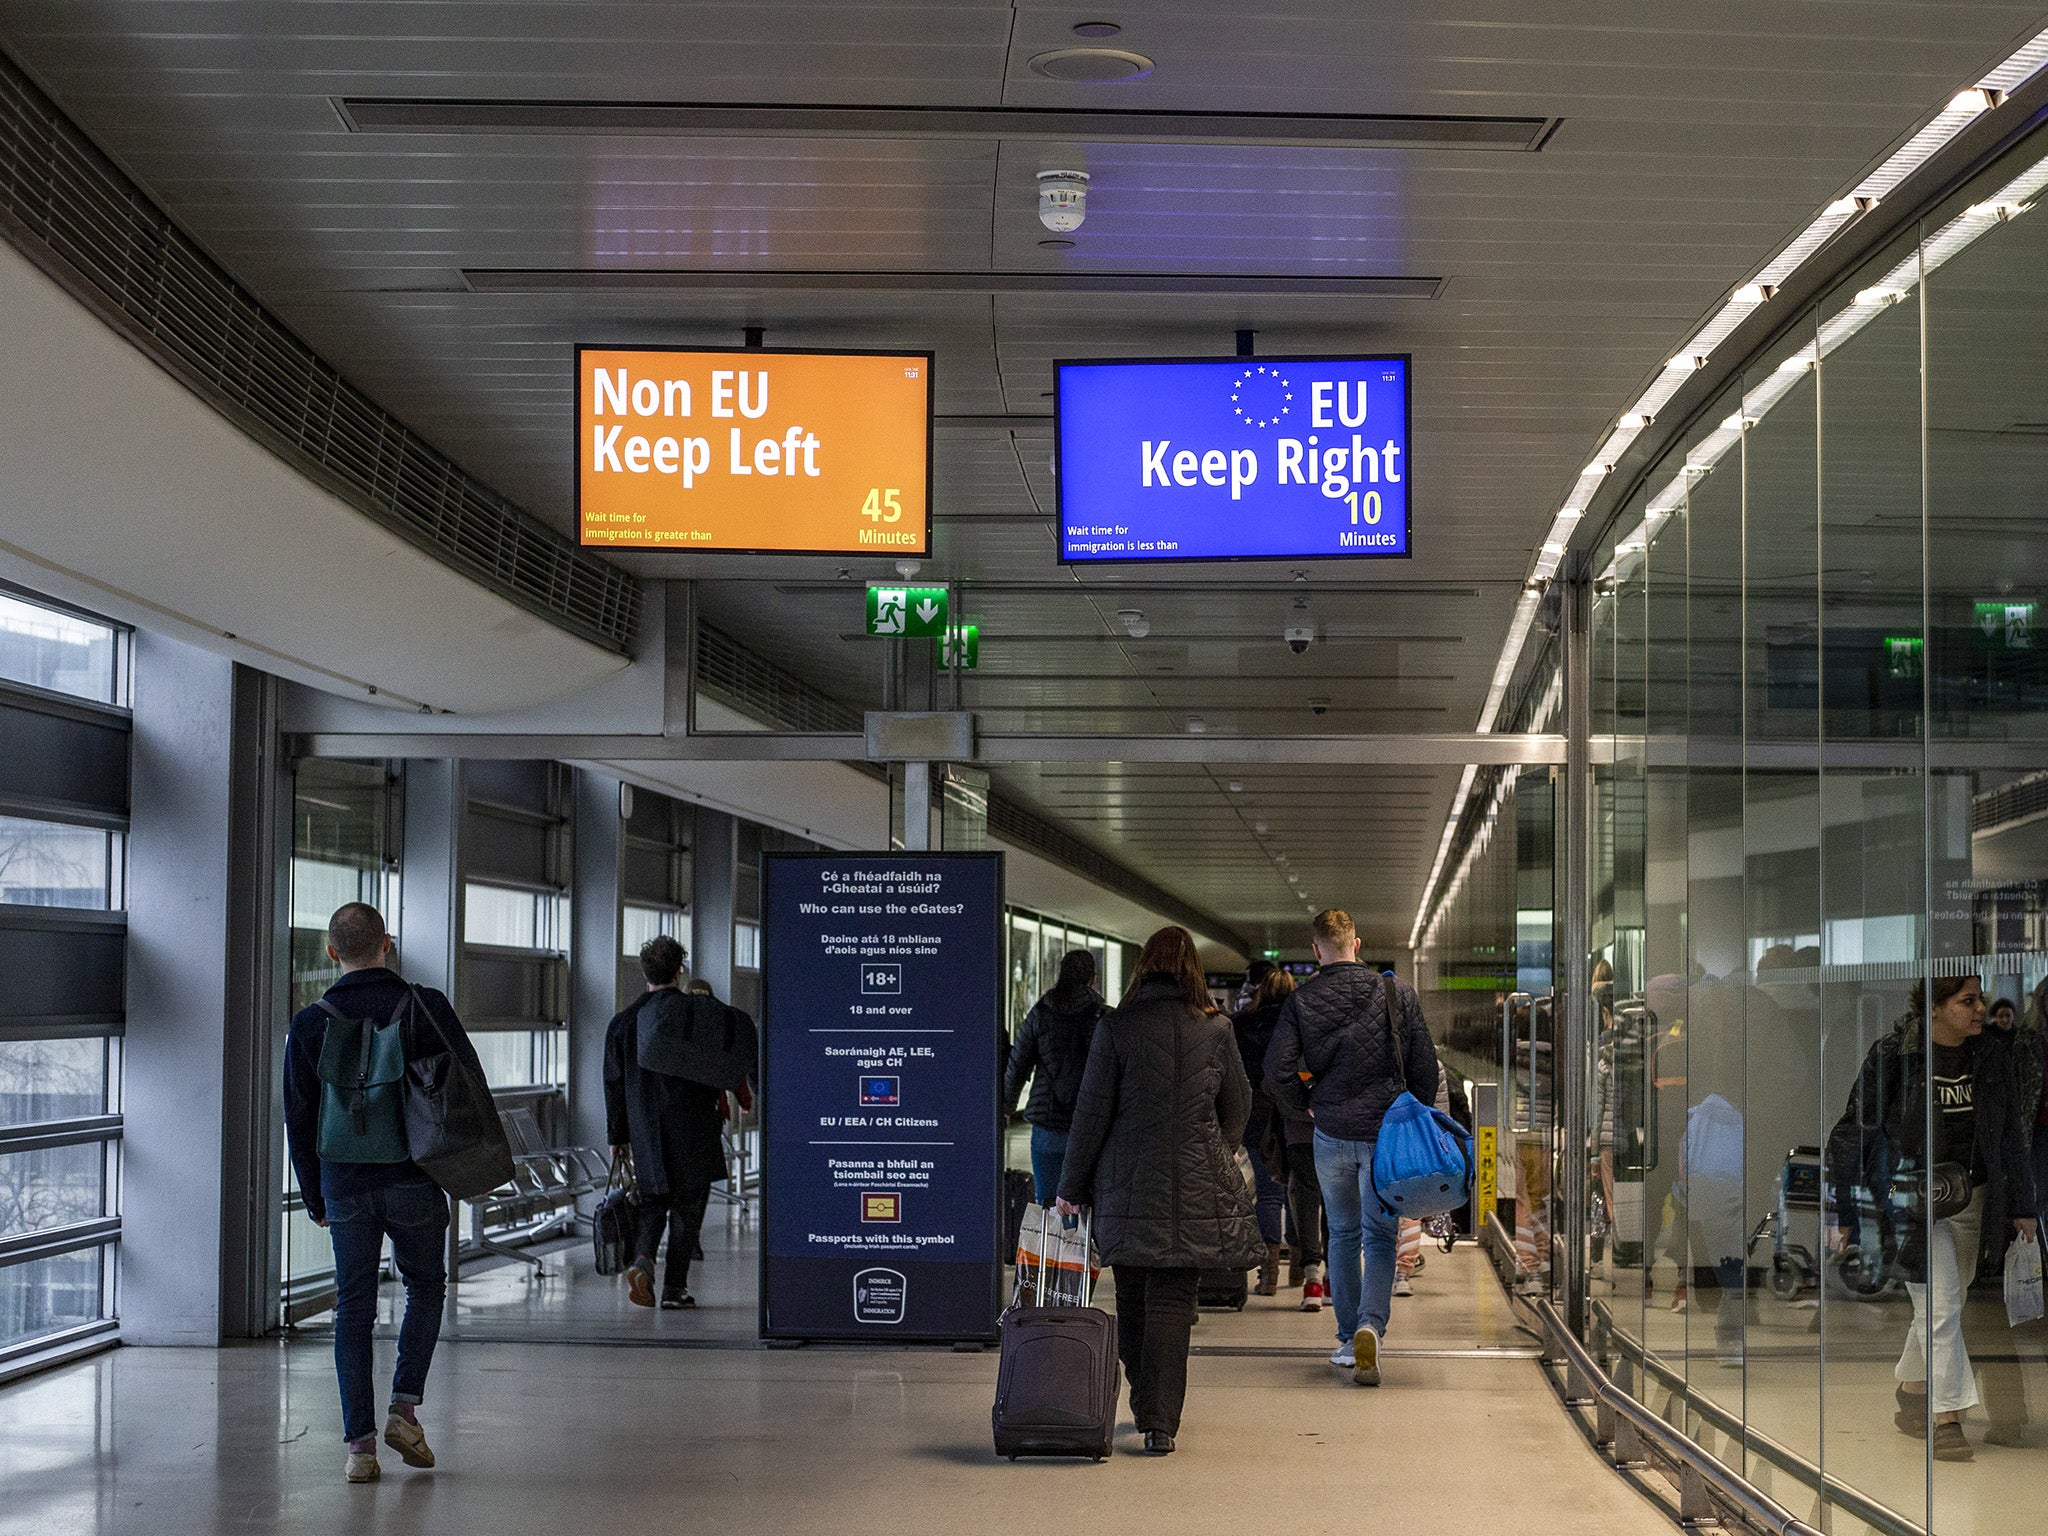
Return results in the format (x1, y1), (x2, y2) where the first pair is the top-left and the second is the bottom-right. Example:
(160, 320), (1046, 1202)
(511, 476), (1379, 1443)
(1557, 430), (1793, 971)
(866, 585), (948, 638)
(940, 623), (979, 670)
(1975, 600), (2035, 651)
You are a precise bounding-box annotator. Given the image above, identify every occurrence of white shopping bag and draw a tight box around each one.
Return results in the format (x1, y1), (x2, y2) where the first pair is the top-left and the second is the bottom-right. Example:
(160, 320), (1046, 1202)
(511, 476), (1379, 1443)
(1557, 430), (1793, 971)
(1010, 1203), (1100, 1311)
(2005, 1233), (2044, 1328)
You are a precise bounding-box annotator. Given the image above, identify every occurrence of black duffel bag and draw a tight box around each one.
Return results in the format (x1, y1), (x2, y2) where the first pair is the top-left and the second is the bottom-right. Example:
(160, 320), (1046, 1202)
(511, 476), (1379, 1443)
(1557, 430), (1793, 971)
(399, 986), (517, 1199)
(636, 990), (758, 1092)
(594, 1157), (637, 1277)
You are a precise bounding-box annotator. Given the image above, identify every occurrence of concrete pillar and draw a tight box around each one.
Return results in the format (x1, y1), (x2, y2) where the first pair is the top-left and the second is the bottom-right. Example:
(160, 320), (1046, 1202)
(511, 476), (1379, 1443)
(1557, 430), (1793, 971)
(398, 759), (464, 997)
(694, 805), (736, 1003)
(570, 769), (624, 1150)
(218, 666), (290, 1339)
(121, 634), (241, 1344)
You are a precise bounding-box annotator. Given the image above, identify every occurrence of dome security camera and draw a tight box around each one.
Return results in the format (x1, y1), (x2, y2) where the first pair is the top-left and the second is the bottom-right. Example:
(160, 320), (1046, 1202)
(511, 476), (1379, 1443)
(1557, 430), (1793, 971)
(1284, 624), (1315, 655)
(1117, 609), (1150, 639)
(1038, 170), (1090, 234)
(1309, 696), (1331, 717)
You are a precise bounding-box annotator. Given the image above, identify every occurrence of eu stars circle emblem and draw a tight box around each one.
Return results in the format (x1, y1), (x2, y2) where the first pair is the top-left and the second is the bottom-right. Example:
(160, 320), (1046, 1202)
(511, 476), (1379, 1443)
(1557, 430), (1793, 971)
(1231, 365), (1293, 429)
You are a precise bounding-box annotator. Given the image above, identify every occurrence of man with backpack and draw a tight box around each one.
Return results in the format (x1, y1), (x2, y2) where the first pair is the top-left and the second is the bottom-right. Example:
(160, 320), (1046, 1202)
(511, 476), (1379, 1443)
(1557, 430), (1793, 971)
(604, 935), (751, 1310)
(1268, 910), (1440, 1387)
(283, 902), (490, 1483)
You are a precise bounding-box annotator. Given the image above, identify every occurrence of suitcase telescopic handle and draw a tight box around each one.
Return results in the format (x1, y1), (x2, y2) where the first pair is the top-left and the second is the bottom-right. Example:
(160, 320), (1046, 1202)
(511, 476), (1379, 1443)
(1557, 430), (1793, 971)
(1040, 1204), (1094, 1308)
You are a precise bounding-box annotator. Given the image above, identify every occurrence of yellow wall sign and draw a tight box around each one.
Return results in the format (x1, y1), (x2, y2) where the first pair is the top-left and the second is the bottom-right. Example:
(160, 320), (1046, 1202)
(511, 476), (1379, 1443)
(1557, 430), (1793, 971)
(576, 346), (933, 554)
(861, 1192), (902, 1224)
(1475, 1123), (1498, 1225)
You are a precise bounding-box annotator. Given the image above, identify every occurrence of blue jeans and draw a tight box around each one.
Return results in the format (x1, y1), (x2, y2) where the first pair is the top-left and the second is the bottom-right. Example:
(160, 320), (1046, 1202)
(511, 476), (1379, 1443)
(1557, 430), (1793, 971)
(1250, 1147), (1287, 1246)
(1315, 1129), (1398, 1344)
(327, 1176), (449, 1444)
(1030, 1125), (1070, 1205)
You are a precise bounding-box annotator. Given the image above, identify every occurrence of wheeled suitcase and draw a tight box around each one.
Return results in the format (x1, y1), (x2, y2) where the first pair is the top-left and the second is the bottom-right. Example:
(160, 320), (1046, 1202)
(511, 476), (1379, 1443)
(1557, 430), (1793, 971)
(1199, 1267), (1249, 1310)
(993, 1209), (1119, 1461)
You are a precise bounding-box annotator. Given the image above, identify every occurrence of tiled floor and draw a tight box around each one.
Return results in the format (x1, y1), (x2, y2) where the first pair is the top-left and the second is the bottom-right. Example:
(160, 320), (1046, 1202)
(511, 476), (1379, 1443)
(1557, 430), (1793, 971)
(0, 1242), (1666, 1536)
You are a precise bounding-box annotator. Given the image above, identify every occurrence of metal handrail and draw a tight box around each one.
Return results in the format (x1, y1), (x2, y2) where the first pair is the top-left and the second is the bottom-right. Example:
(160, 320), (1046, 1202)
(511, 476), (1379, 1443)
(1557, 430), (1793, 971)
(1593, 1303), (1925, 1536)
(1530, 1297), (1824, 1536)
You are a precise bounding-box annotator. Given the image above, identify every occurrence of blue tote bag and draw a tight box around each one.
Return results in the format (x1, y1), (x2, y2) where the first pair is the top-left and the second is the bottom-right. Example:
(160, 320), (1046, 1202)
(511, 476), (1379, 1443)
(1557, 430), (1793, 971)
(1369, 974), (1473, 1219)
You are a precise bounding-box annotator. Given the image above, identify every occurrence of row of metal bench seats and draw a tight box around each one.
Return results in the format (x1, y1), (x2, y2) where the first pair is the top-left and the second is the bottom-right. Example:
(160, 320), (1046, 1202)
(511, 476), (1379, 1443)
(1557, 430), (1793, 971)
(456, 1091), (757, 1278)
(456, 1100), (609, 1276)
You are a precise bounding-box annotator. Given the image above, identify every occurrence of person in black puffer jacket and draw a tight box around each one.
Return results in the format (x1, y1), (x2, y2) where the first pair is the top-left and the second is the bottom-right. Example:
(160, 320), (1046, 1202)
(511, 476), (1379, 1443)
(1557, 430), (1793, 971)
(1269, 908), (1439, 1388)
(1005, 949), (1107, 1202)
(1233, 969), (1296, 1294)
(1057, 926), (1263, 1455)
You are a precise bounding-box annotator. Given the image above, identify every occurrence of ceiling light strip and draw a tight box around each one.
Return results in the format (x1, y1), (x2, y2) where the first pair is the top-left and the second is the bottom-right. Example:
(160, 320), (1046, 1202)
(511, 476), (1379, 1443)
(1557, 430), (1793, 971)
(1410, 25), (2048, 951)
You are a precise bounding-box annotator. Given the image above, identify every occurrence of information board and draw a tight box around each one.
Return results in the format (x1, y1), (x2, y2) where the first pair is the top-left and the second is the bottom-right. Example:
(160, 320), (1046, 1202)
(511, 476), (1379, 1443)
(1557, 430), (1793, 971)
(760, 852), (1003, 1342)
(576, 346), (933, 554)
(1056, 354), (1411, 563)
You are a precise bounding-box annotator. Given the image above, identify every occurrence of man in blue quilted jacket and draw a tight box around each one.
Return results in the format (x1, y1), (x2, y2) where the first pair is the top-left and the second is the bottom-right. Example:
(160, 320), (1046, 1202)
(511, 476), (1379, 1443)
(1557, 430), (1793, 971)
(1267, 908), (1439, 1387)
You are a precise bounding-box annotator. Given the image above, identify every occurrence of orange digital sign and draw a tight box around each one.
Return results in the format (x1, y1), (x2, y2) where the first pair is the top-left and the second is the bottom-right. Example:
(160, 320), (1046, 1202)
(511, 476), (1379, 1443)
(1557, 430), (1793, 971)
(576, 346), (932, 554)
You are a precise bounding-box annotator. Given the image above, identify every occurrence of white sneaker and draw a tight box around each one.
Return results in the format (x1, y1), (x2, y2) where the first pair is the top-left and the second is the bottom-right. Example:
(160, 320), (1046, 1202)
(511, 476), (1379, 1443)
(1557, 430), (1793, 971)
(1328, 1341), (1355, 1368)
(1352, 1325), (1381, 1387)
(345, 1450), (380, 1483)
(383, 1410), (435, 1468)
(1392, 1275), (1414, 1298)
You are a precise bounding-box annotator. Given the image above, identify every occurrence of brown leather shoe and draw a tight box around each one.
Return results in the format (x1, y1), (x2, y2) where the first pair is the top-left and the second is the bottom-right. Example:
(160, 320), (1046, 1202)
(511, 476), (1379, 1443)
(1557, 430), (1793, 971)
(1895, 1384), (1927, 1435)
(1932, 1422), (1974, 1462)
(625, 1262), (657, 1308)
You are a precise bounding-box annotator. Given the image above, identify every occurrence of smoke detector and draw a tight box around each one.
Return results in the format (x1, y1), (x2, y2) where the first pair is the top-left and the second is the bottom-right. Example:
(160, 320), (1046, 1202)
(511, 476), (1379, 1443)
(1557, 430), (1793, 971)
(1037, 170), (1091, 233)
(1116, 608), (1149, 639)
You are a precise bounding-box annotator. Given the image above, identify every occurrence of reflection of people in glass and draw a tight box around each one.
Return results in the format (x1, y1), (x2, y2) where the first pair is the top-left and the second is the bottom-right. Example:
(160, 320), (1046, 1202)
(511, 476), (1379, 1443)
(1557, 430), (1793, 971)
(2026, 978), (2048, 1221)
(1681, 972), (1747, 1365)
(1826, 975), (2038, 1463)
(1510, 995), (1554, 1291)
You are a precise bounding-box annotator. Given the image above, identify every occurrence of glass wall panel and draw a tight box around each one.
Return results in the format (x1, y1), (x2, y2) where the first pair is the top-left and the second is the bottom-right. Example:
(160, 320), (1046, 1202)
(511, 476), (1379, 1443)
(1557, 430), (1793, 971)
(0, 590), (120, 702)
(284, 760), (398, 1319)
(0, 1246), (106, 1348)
(0, 1141), (108, 1237)
(1924, 127), (2048, 1533)
(0, 587), (127, 1366)
(0, 817), (121, 909)
(1740, 323), (1825, 1488)
(1816, 223), (1929, 1531)
(1683, 396), (1751, 1428)
(0, 1038), (108, 1128)
(1008, 913), (1040, 1033)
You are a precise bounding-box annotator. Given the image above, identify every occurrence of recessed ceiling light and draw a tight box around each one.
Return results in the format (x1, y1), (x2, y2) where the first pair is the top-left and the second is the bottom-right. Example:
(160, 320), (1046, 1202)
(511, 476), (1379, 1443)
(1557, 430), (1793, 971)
(1185, 716), (1206, 734)
(1227, 779), (1243, 793)
(1073, 20), (1123, 37)
(1254, 821), (1269, 835)
(1029, 46), (1154, 82)
(1038, 237), (1076, 250)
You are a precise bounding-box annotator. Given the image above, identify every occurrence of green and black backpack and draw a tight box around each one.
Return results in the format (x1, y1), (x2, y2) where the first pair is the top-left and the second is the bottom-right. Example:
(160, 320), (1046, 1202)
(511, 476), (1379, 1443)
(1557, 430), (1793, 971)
(314, 996), (411, 1164)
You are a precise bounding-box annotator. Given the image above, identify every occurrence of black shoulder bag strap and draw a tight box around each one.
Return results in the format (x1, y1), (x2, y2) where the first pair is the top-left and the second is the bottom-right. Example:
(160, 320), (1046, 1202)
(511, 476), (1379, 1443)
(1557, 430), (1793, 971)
(404, 983), (449, 1057)
(1381, 972), (1407, 1094)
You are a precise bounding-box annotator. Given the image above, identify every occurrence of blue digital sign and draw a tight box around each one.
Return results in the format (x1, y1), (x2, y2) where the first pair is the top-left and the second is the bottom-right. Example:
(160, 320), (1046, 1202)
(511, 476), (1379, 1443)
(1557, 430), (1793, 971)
(759, 852), (1004, 1343)
(1057, 354), (1411, 563)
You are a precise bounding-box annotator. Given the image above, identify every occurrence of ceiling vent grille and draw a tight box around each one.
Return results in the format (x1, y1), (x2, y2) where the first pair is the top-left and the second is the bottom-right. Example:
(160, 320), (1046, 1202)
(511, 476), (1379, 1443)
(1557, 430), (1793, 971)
(0, 50), (639, 656)
(695, 622), (863, 735)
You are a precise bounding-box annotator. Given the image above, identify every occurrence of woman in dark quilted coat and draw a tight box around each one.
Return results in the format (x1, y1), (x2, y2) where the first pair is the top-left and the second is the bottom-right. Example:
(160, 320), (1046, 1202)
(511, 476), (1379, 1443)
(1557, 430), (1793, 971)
(1057, 926), (1263, 1455)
